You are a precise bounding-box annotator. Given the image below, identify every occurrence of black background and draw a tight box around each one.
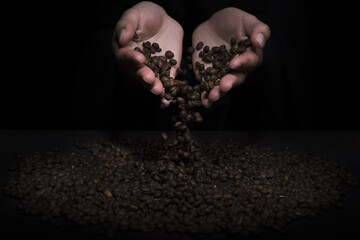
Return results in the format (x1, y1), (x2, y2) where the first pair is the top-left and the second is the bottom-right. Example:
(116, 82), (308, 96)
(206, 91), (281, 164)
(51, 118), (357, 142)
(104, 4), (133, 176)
(3, 1), (359, 131)
(1, 2), (360, 239)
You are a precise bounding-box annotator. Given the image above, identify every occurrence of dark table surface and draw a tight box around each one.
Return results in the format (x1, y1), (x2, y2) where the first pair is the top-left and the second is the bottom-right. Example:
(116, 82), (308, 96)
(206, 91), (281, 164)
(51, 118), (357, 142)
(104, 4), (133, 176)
(1, 130), (360, 240)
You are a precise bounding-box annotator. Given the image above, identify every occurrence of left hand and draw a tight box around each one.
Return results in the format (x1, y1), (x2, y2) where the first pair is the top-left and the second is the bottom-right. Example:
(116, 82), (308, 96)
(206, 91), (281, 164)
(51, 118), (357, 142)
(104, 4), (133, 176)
(192, 7), (271, 107)
(112, 1), (184, 107)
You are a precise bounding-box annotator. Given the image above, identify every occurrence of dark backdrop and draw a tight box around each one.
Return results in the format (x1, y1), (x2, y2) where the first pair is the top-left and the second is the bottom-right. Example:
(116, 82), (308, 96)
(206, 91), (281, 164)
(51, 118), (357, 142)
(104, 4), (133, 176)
(3, 1), (359, 131)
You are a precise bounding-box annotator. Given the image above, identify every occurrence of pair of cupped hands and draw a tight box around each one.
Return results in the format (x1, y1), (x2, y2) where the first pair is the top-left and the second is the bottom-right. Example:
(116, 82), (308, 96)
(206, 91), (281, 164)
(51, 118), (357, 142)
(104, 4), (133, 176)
(112, 1), (270, 108)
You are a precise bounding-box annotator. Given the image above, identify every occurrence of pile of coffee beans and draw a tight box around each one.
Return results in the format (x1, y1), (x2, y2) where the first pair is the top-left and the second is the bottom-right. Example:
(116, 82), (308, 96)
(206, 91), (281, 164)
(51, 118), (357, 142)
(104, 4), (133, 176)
(3, 136), (359, 237)
(193, 38), (251, 90)
(134, 38), (251, 159)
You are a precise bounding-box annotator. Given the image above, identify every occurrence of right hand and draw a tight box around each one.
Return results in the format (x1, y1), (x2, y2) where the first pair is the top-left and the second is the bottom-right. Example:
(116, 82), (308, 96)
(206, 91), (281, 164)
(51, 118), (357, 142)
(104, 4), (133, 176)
(191, 7), (270, 108)
(112, 1), (183, 106)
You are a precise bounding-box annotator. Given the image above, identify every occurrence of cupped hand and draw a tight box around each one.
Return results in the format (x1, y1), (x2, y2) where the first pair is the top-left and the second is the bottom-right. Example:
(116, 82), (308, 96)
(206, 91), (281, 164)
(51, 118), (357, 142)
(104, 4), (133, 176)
(112, 1), (183, 106)
(192, 7), (271, 107)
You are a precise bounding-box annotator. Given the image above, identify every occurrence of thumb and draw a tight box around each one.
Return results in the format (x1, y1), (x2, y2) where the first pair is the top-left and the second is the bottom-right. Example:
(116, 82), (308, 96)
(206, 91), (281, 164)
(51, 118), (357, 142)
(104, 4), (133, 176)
(114, 9), (140, 47)
(243, 15), (271, 49)
(251, 25), (271, 49)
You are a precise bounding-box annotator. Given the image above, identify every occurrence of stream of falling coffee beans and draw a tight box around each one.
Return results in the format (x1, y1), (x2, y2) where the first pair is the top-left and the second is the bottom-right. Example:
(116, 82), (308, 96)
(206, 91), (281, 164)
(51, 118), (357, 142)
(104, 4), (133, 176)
(3, 37), (359, 238)
(135, 37), (251, 161)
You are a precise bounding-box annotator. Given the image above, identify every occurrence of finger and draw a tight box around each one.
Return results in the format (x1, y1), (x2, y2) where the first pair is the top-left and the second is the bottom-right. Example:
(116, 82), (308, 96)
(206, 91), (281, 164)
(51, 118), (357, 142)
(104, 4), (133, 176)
(219, 72), (246, 93)
(169, 60), (181, 79)
(208, 86), (221, 103)
(229, 48), (263, 72)
(242, 14), (271, 48)
(116, 47), (146, 65)
(114, 9), (140, 47)
(149, 78), (164, 95)
(160, 96), (171, 107)
(201, 91), (212, 108)
(136, 65), (156, 85)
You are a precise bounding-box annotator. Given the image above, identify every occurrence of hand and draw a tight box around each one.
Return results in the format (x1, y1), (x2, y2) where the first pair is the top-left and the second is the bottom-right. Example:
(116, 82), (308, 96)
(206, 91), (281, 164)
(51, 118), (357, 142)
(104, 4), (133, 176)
(192, 7), (271, 107)
(112, 1), (183, 106)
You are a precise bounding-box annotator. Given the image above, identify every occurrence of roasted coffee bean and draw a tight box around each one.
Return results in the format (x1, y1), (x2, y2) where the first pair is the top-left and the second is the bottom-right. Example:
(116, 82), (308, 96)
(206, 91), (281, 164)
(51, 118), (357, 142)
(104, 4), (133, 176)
(200, 81), (209, 92)
(208, 81), (214, 89)
(202, 54), (212, 63)
(176, 67), (183, 75)
(165, 51), (174, 59)
(150, 46), (156, 54)
(212, 46), (220, 53)
(196, 41), (204, 50)
(213, 61), (222, 69)
(188, 46), (195, 54)
(176, 97), (185, 104)
(152, 42), (159, 49)
(134, 47), (143, 53)
(133, 32), (139, 40)
(238, 38), (251, 47)
(203, 46), (209, 53)
(165, 93), (172, 101)
(169, 59), (177, 66)
(186, 56), (192, 63)
(235, 46), (247, 54)
(205, 67), (217, 75)
(143, 41), (151, 49)
(163, 80), (172, 89)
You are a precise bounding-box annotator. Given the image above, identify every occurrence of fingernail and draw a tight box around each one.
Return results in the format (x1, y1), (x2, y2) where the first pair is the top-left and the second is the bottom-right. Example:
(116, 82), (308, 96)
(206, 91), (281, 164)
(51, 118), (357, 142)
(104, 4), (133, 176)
(143, 77), (151, 84)
(256, 33), (265, 48)
(119, 29), (126, 42)
(150, 86), (163, 95)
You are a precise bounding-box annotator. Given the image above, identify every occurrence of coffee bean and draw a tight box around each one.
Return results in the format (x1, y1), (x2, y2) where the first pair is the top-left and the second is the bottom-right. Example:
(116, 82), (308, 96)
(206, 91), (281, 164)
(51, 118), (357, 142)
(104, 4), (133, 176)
(165, 93), (172, 101)
(238, 38), (251, 47)
(205, 67), (217, 75)
(202, 54), (212, 63)
(169, 59), (177, 66)
(235, 46), (247, 54)
(208, 81), (214, 89)
(133, 32), (139, 40)
(150, 46), (156, 54)
(143, 41), (151, 49)
(165, 51), (174, 59)
(188, 46), (195, 54)
(212, 46), (220, 53)
(203, 45), (209, 53)
(152, 42), (159, 49)
(196, 42), (204, 50)
(134, 47), (142, 53)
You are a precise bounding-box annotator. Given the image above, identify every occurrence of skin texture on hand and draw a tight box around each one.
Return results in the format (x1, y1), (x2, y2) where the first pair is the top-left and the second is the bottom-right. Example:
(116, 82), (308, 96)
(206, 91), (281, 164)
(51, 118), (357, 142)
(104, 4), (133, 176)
(112, 1), (183, 106)
(192, 7), (271, 107)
